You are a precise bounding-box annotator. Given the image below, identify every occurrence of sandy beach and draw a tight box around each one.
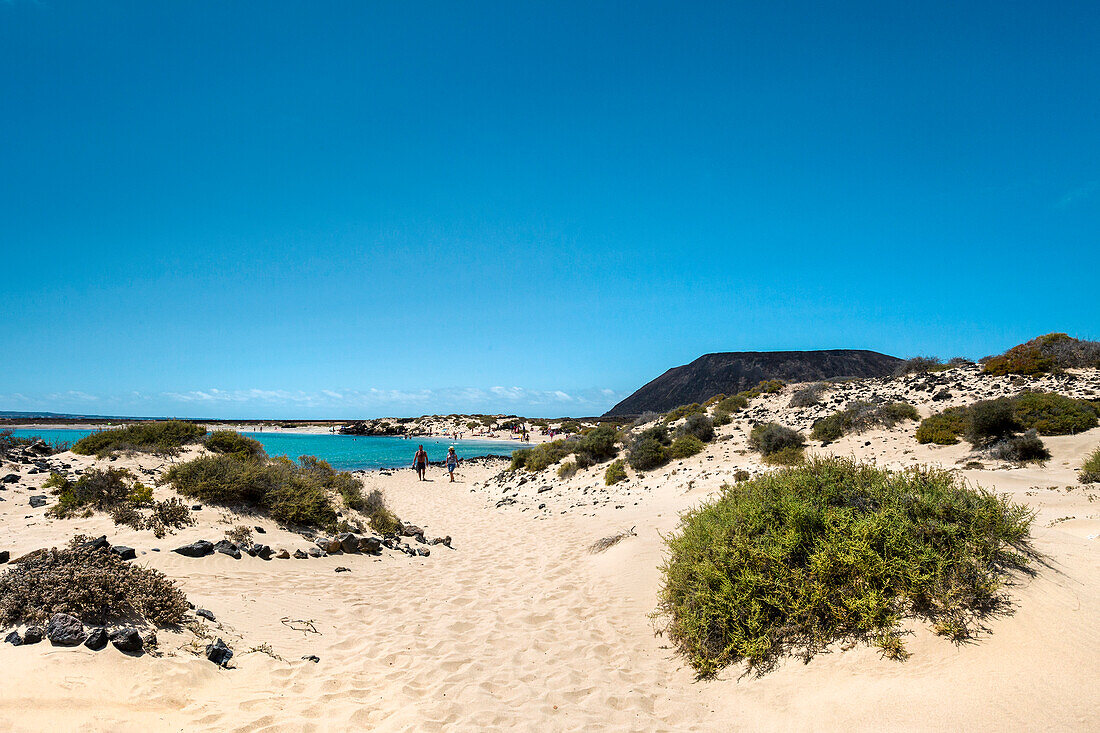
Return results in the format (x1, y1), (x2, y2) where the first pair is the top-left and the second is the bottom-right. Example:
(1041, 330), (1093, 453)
(2, 366), (1098, 731)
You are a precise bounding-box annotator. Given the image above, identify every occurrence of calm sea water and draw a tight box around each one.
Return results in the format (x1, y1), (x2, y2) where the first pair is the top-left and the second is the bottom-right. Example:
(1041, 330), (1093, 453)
(6, 429), (520, 471)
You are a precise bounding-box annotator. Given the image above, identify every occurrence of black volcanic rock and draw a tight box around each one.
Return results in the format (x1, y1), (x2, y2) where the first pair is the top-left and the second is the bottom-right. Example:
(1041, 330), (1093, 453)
(604, 350), (902, 417)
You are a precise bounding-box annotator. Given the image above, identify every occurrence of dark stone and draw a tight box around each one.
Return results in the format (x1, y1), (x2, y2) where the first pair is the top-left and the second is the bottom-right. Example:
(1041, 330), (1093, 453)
(196, 608), (216, 621)
(254, 544), (273, 560)
(932, 389), (952, 401)
(416, 547), (431, 557)
(4, 630), (22, 646)
(307, 546), (324, 558)
(109, 627), (143, 653)
(111, 546), (136, 561)
(302, 654), (320, 663)
(191, 505), (202, 510)
(213, 540), (241, 560)
(205, 638), (233, 667)
(84, 628), (108, 651)
(275, 548), (290, 559)
(29, 495), (48, 508)
(1, 474), (18, 483)
(47, 613), (85, 646)
(399, 524), (423, 538)
(173, 540), (214, 558)
(23, 626), (44, 644)
(76, 535), (111, 553)
(318, 537), (342, 553)
(253, 526), (265, 534)
(293, 549), (308, 559)
(242, 544), (259, 557)
(0, 550), (8, 564)
(334, 566), (350, 573)
(358, 536), (382, 554)
(337, 533), (359, 553)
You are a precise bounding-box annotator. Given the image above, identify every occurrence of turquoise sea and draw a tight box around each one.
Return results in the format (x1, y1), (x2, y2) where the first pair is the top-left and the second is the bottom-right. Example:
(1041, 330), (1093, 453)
(5, 428), (520, 472)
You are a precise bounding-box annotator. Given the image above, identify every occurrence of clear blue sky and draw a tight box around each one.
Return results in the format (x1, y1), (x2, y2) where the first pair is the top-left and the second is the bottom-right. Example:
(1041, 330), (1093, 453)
(2, 1), (1097, 419)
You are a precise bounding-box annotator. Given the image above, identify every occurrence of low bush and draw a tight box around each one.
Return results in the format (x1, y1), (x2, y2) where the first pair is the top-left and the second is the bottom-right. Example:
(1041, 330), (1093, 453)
(628, 438), (669, 471)
(712, 411), (732, 427)
(715, 395), (748, 414)
(604, 459), (628, 485)
(204, 430), (266, 459)
(225, 525), (254, 546)
(44, 468), (195, 538)
(572, 425), (619, 462)
(0, 543), (189, 626)
(669, 434), (705, 459)
(676, 414), (715, 443)
(762, 445), (805, 466)
(664, 403), (705, 423)
(1011, 392), (1098, 435)
(160, 453), (375, 530)
(893, 356), (944, 376)
(748, 423), (805, 457)
(740, 380), (785, 399)
(72, 420), (207, 457)
(363, 488), (402, 534)
(982, 333), (1100, 377)
(915, 407), (970, 445)
(788, 383), (830, 408)
(810, 401), (920, 442)
(657, 456), (1033, 677)
(989, 430), (1050, 463)
(558, 461), (579, 479)
(966, 398), (1022, 446)
(1080, 448), (1100, 483)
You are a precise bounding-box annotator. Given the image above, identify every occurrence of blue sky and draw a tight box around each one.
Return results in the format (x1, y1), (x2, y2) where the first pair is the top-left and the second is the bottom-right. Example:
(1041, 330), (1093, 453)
(2, 1), (1097, 419)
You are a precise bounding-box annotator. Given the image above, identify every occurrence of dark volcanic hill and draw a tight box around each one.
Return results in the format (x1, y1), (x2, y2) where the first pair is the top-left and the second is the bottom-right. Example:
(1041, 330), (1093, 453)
(603, 350), (902, 417)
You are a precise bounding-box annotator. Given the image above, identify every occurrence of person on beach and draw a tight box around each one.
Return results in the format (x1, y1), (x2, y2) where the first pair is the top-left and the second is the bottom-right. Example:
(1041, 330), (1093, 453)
(445, 446), (459, 482)
(413, 445), (428, 480)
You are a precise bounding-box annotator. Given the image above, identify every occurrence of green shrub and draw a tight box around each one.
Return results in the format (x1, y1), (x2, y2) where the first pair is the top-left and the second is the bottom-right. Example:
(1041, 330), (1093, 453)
(363, 488), (402, 534)
(703, 394), (726, 407)
(604, 459), (627, 485)
(628, 438), (669, 471)
(523, 441), (571, 471)
(46, 467), (133, 517)
(748, 423), (805, 457)
(715, 395), (748, 414)
(509, 448), (533, 471)
(712, 411), (732, 427)
(1011, 392), (1098, 435)
(0, 543), (189, 626)
(669, 435), (705, 459)
(966, 398), (1022, 446)
(160, 453), (368, 530)
(72, 420), (207, 457)
(664, 403), (705, 423)
(558, 461), (579, 479)
(573, 425), (619, 461)
(1080, 448), (1100, 483)
(989, 430), (1050, 463)
(204, 430), (266, 458)
(762, 445), (805, 466)
(915, 406), (970, 445)
(809, 413), (847, 443)
(676, 414), (715, 443)
(657, 456), (1033, 677)
(789, 383), (830, 408)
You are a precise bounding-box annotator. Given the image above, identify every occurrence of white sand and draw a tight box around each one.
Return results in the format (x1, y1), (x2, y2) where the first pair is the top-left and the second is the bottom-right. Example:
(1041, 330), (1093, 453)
(1, 368), (1099, 731)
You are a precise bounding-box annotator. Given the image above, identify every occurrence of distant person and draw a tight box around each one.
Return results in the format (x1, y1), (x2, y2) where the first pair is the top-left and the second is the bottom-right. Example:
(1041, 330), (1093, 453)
(413, 444), (428, 480)
(446, 446), (459, 482)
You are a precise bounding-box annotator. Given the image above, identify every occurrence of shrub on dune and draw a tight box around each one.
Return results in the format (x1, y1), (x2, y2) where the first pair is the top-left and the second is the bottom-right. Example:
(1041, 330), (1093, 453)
(981, 333), (1100, 377)
(204, 430), (266, 459)
(604, 459), (627, 485)
(657, 456), (1033, 677)
(676, 414), (715, 443)
(915, 407), (969, 445)
(788, 383), (830, 408)
(1010, 392), (1098, 435)
(810, 401), (919, 443)
(715, 395), (749, 414)
(1080, 448), (1100, 484)
(72, 420), (207, 457)
(0, 541), (189, 627)
(748, 422), (804, 457)
(989, 430), (1051, 463)
(669, 434), (705, 459)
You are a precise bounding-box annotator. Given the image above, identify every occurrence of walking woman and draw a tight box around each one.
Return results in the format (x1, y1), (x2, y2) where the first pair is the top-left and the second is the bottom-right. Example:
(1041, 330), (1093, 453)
(445, 446), (459, 482)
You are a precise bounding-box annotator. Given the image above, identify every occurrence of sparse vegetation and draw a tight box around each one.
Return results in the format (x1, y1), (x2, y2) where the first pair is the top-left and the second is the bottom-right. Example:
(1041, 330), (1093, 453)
(788, 383), (830, 408)
(558, 461), (579, 479)
(664, 403), (705, 423)
(0, 542), (189, 626)
(915, 406), (970, 445)
(1011, 392), (1098, 435)
(761, 445), (806, 466)
(224, 524), (254, 546)
(810, 401), (919, 442)
(715, 395), (749, 414)
(604, 459), (628, 485)
(1080, 448), (1100, 484)
(917, 392), (1098, 446)
(71, 420), (207, 457)
(509, 425), (621, 472)
(989, 430), (1050, 463)
(627, 425), (672, 471)
(675, 414), (715, 443)
(657, 456), (1033, 677)
(44, 467), (194, 537)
